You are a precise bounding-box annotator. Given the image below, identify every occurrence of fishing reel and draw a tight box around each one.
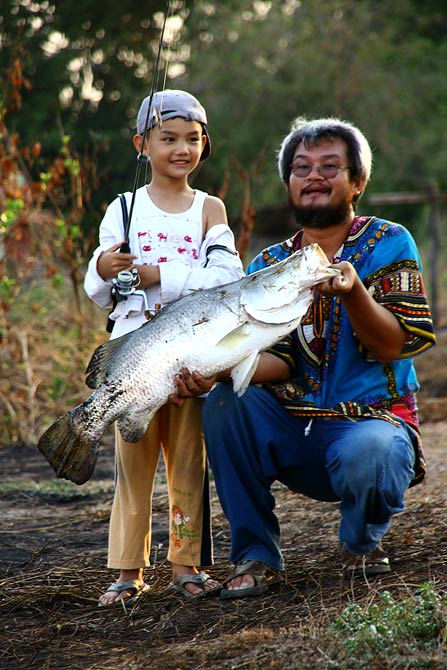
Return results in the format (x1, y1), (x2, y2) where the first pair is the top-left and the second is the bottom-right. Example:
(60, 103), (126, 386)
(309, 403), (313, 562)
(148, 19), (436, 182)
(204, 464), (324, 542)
(111, 268), (140, 300)
(107, 268), (151, 334)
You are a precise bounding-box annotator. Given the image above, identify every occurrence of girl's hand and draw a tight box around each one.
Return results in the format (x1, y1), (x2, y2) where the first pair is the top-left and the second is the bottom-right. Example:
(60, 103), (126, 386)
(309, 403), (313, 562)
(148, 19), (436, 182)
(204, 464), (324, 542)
(97, 242), (137, 280)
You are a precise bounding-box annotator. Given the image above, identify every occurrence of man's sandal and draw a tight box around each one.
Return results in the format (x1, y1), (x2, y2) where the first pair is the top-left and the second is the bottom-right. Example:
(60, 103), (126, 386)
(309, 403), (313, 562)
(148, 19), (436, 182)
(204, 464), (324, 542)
(168, 571), (221, 599)
(341, 542), (391, 577)
(220, 560), (281, 599)
(98, 579), (150, 607)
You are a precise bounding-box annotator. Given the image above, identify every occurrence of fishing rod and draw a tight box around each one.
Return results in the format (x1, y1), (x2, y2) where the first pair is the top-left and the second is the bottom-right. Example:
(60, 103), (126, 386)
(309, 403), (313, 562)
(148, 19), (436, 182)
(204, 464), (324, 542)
(106, 0), (171, 332)
(120, 0), (172, 253)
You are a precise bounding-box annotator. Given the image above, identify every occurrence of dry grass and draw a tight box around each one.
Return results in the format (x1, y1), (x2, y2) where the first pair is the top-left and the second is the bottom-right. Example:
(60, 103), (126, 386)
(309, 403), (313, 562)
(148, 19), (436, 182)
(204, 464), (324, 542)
(0, 279), (105, 446)
(0, 426), (446, 670)
(0, 252), (446, 669)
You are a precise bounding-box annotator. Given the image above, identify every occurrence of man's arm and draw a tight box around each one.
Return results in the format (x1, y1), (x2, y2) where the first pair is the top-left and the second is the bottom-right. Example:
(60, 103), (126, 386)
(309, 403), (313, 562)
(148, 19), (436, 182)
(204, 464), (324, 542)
(318, 261), (406, 363)
(169, 352), (290, 405)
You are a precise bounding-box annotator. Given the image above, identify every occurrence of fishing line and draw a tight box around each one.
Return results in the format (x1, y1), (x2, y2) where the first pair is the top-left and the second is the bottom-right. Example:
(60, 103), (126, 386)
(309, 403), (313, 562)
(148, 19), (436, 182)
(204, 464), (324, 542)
(105, 0), (172, 333)
(145, 15), (173, 183)
(121, 0), (172, 252)
(157, 22), (173, 115)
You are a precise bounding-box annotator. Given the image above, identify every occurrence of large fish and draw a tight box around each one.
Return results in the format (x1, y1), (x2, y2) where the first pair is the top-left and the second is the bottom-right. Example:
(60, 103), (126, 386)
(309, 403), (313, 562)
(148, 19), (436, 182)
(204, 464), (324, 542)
(38, 243), (340, 484)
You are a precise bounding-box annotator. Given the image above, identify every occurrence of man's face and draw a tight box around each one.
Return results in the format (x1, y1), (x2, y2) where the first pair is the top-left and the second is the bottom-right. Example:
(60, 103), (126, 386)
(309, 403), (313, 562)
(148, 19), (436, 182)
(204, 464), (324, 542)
(287, 137), (364, 228)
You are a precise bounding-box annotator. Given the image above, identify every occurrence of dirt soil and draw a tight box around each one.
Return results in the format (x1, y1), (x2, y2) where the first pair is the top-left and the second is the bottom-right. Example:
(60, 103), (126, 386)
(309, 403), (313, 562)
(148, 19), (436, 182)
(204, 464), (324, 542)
(1, 331), (446, 670)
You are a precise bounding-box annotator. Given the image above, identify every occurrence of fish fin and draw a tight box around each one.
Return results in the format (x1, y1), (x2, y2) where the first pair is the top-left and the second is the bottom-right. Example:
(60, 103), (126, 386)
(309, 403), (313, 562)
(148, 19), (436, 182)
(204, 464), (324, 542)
(215, 325), (259, 394)
(216, 322), (252, 348)
(37, 413), (99, 485)
(231, 351), (261, 397)
(85, 333), (130, 389)
(117, 408), (157, 443)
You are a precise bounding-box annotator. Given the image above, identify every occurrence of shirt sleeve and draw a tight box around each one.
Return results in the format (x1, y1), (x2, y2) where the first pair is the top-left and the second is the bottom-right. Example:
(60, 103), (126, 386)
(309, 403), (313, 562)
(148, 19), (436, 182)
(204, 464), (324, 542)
(83, 196), (125, 308)
(159, 224), (244, 304)
(363, 226), (436, 358)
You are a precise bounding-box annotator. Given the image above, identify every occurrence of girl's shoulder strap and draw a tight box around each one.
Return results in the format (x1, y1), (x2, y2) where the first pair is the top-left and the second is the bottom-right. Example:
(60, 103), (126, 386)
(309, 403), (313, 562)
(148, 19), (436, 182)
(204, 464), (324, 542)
(191, 188), (207, 210)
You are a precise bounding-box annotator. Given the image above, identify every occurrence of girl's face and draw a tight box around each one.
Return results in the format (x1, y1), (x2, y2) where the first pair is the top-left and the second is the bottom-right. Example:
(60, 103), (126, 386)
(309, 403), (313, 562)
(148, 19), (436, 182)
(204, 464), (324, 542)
(134, 117), (206, 179)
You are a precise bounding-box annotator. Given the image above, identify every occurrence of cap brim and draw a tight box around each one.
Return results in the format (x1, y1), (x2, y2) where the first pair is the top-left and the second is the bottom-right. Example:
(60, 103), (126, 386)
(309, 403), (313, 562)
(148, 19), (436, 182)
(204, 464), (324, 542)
(200, 126), (211, 161)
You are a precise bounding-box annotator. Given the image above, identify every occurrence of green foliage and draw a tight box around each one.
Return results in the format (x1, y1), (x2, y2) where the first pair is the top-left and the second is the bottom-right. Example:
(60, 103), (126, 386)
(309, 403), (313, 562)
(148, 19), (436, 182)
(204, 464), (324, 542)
(0, 0), (445, 443)
(1, 0), (445, 236)
(180, 0), (447, 228)
(0, 197), (24, 231)
(1, 0), (195, 228)
(330, 583), (447, 668)
(0, 116), (106, 444)
(0, 275), (17, 304)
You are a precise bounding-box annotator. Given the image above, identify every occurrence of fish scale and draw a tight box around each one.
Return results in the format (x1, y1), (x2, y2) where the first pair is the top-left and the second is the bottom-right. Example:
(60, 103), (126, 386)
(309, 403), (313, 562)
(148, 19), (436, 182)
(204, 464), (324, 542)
(38, 243), (340, 484)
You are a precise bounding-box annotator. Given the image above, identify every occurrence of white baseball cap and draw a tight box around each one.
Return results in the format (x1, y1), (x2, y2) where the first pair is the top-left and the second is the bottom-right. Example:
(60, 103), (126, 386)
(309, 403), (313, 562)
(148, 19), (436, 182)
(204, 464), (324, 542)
(136, 89), (211, 160)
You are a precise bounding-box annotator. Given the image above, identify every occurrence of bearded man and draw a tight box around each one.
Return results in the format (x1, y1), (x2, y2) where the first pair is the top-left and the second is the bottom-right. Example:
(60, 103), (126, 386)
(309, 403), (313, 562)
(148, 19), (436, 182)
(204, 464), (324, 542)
(172, 117), (436, 598)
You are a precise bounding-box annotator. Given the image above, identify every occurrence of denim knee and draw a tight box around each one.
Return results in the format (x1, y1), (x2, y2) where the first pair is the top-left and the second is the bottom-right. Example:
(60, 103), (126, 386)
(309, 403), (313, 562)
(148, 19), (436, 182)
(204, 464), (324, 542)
(326, 422), (415, 497)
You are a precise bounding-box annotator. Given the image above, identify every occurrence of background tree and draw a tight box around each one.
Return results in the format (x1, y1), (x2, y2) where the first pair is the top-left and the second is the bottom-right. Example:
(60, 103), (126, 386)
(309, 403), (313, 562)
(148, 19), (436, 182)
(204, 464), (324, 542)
(0, 0), (445, 442)
(1, 1), (194, 230)
(1, 0), (445, 243)
(178, 0), (446, 246)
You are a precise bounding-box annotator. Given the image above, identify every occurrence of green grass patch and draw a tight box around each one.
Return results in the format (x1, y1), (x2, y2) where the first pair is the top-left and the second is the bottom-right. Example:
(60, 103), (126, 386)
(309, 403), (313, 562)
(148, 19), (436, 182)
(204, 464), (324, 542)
(329, 582), (447, 669)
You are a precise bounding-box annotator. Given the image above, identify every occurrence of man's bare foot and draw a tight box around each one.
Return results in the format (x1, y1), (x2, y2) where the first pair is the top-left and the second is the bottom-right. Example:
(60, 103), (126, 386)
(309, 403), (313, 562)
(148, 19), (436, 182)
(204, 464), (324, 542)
(99, 568), (144, 606)
(171, 564), (220, 596)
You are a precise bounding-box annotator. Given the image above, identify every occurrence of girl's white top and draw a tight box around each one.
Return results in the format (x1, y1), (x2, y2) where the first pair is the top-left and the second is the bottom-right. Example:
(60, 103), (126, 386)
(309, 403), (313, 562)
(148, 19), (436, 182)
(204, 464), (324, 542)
(84, 187), (244, 339)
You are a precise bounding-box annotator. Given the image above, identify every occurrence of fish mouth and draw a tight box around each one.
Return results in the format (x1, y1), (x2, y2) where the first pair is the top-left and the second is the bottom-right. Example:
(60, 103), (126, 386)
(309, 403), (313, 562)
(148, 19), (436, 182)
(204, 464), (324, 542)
(298, 265), (342, 288)
(320, 265), (342, 276)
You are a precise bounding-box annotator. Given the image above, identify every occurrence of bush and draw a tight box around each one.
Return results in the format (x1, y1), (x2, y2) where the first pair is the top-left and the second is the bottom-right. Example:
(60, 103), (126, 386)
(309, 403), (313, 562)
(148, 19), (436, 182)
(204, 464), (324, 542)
(330, 582), (447, 669)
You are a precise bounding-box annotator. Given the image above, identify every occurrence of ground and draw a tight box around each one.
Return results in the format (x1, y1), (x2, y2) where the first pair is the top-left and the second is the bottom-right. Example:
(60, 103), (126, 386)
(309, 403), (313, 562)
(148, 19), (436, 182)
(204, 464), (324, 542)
(0, 332), (446, 670)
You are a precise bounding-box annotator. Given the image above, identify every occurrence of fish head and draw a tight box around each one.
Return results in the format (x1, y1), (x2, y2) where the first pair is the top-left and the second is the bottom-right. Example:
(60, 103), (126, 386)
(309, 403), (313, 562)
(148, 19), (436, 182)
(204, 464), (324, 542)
(241, 243), (341, 325)
(296, 243), (342, 288)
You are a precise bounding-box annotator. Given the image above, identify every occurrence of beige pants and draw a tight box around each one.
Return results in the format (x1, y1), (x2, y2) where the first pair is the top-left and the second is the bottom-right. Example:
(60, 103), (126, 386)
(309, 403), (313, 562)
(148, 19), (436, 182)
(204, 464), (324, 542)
(107, 398), (212, 569)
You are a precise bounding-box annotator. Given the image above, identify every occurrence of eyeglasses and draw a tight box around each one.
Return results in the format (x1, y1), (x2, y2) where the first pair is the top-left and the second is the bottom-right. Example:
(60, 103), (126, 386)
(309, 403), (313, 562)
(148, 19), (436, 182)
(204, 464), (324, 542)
(290, 163), (351, 179)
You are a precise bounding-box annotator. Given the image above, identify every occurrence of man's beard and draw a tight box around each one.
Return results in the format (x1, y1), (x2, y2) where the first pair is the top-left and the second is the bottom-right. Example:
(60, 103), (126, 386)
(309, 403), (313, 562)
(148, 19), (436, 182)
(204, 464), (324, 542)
(289, 195), (352, 229)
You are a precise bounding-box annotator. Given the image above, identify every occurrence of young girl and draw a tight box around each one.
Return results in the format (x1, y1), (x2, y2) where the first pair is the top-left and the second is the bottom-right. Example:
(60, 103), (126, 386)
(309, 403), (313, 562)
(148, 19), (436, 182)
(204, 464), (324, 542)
(84, 90), (244, 605)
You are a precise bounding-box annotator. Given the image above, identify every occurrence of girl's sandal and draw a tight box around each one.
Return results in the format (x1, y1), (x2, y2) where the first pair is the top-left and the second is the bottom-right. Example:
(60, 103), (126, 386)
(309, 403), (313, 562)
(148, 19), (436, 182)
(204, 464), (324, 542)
(168, 571), (221, 599)
(98, 579), (150, 607)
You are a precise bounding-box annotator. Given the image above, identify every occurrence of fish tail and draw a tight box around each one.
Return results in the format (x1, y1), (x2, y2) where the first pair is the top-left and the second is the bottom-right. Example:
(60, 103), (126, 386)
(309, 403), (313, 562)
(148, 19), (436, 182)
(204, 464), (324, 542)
(37, 411), (99, 485)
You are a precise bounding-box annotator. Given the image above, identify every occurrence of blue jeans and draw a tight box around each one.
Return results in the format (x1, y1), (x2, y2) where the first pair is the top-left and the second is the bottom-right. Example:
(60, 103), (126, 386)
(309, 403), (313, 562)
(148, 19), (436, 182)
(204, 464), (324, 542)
(203, 384), (416, 571)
